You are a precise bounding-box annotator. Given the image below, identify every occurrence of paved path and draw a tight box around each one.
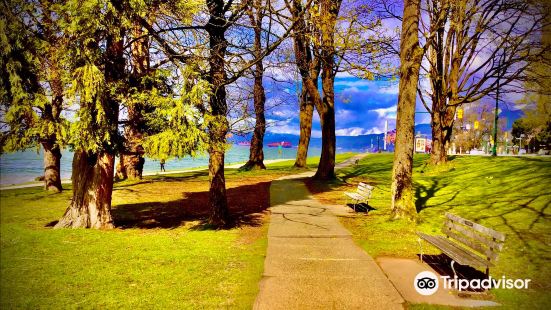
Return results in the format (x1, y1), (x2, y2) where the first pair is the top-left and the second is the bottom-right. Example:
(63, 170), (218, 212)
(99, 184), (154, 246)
(254, 155), (404, 309)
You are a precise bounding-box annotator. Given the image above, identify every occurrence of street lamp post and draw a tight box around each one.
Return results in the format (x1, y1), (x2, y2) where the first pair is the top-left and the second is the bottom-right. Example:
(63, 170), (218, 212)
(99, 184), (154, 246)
(492, 52), (504, 156)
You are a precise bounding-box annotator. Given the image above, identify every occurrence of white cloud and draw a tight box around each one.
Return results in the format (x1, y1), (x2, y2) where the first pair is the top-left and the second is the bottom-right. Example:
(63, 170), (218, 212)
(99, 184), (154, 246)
(271, 108), (295, 119)
(378, 83), (399, 94)
(372, 105), (397, 119)
(267, 123), (300, 136)
(335, 127), (382, 136)
(334, 80), (372, 87)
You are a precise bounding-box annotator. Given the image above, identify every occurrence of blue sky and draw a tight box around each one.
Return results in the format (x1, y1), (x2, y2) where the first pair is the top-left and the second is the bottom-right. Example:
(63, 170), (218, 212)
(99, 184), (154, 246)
(264, 75), (525, 138)
(265, 76), (431, 138)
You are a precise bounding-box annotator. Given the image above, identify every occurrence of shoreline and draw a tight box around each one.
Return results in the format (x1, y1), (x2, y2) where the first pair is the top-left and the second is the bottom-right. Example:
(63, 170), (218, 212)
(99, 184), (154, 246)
(0, 158), (295, 191)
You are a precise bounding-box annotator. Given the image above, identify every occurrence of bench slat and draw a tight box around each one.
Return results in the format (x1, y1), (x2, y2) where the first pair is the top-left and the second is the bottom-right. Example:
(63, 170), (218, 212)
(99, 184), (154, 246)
(344, 192), (366, 201)
(442, 227), (499, 261)
(446, 213), (505, 241)
(444, 221), (504, 252)
(418, 232), (494, 268)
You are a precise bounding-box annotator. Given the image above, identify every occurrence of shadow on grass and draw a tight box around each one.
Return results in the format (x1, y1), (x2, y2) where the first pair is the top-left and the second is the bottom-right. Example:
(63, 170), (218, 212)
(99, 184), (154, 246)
(414, 178), (461, 213)
(112, 181), (272, 230)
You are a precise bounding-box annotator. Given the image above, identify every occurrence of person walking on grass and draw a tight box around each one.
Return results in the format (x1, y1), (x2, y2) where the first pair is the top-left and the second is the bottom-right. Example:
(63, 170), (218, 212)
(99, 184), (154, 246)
(160, 159), (166, 172)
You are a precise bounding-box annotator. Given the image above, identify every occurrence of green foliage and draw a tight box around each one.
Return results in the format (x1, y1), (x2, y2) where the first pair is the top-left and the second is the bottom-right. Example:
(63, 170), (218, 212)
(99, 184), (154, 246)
(142, 69), (210, 160)
(0, 0), (69, 154)
(512, 100), (551, 151)
(67, 62), (114, 152)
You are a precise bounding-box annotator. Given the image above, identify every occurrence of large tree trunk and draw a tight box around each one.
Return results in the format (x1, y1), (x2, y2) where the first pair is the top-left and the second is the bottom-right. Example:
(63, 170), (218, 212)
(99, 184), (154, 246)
(242, 3), (266, 171)
(55, 22), (124, 229)
(314, 0), (341, 180)
(294, 88), (314, 168)
(206, 0), (230, 227)
(390, 0), (423, 221)
(42, 141), (62, 192)
(55, 151), (115, 229)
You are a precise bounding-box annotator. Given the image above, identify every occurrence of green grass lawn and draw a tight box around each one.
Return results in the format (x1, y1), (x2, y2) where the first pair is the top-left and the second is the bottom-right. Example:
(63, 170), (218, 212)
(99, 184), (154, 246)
(0, 153), (355, 309)
(308, 154), (551, 309)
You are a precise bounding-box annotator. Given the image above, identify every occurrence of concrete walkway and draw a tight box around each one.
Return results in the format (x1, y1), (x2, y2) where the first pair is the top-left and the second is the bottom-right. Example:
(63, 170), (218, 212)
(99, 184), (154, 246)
(254, 155), (405, 309)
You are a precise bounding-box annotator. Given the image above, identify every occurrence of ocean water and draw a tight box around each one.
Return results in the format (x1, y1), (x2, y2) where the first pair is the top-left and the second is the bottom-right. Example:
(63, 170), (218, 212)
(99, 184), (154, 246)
(0, 145), (321, 186)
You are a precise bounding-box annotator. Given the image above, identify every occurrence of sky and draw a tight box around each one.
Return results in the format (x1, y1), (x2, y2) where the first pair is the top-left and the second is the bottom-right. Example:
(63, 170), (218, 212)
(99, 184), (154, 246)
(262, 74), (526, 138)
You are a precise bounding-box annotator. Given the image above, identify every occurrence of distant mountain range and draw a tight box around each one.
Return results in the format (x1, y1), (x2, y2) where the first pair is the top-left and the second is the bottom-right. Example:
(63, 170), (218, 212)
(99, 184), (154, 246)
(232, 124), (432, 152)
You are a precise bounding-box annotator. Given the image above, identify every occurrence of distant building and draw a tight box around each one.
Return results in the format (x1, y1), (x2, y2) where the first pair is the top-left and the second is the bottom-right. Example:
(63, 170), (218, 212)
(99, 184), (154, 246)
(415, 132), (431, 153)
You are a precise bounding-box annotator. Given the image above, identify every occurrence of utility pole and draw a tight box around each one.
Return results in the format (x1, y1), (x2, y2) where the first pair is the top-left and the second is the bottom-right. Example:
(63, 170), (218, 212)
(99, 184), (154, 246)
(492, 52), (504, 156)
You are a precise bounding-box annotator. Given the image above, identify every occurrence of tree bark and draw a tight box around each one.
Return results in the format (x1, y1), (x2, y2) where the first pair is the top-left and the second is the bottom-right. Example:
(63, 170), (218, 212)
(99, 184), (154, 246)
(430, 98), (449, 165)
(314, 75), (336, 179)
(390, 0), (423, 221)
(314, 0), (341, 180)
(121, 19), (149, 179)
(55, 20), (125, 229)
(41, 74), (63, 193)
(290, 0), (321, 169)
(242, 1), (266, 171)
(42, 141), (62, 192)
(206, 0), (230, 227)
(294, 88), (314, 168)
(241, 68), (266, 170)
(55, 150), (115, 229)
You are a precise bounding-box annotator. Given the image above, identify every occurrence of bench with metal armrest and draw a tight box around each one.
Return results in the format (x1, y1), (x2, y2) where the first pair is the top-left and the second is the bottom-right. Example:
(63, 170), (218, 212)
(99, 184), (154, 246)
(417, 212), (506, 278)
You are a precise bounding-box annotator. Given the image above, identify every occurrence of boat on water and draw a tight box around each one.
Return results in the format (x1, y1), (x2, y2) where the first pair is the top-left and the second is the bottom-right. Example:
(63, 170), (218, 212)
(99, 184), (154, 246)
(237, 141), (251, 146)
(267, 141), (292, 148)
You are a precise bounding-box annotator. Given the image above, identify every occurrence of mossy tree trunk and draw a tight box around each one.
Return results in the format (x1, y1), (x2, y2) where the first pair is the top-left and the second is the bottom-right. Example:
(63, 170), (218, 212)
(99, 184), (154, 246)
(391, 0), (423, 221)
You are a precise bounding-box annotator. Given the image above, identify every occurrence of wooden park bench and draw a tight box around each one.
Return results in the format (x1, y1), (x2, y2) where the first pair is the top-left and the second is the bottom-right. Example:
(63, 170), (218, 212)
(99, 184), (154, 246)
(417, 213), (506, 277)
(344, 182), (373, 212)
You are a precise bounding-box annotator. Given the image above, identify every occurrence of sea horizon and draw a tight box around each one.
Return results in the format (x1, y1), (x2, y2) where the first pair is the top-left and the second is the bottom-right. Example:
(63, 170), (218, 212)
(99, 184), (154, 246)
(0, 145), (363, 186)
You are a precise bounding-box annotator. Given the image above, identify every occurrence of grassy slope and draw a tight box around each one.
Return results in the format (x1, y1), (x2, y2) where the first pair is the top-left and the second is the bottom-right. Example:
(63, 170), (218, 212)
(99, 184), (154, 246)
(0, 153), (355, 309)
(307, 154), (551, 309)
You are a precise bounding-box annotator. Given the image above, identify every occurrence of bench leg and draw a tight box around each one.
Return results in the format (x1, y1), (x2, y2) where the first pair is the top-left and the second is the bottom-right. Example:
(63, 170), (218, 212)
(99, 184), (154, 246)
(417, 238), (424, 263)
(451, 260), (458, 287)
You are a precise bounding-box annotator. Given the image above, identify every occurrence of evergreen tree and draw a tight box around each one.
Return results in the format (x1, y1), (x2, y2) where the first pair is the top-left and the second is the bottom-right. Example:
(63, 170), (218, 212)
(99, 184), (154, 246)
(1, 0), (70, 192)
